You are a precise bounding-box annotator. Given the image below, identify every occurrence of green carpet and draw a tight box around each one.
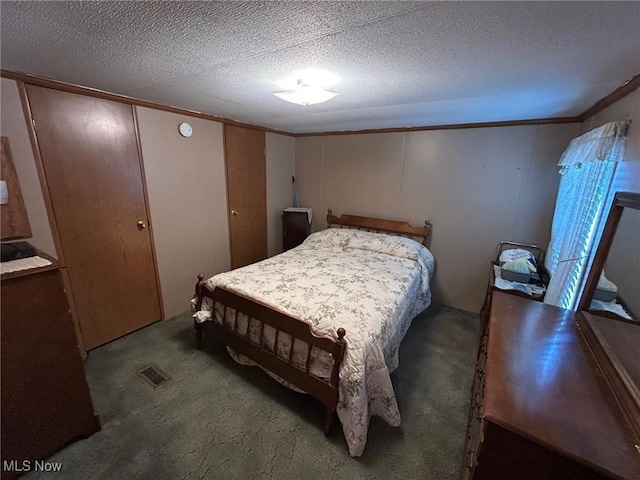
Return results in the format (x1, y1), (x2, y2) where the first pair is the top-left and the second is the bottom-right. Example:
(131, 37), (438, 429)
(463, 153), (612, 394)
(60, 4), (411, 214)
(24, 304), (480, 479)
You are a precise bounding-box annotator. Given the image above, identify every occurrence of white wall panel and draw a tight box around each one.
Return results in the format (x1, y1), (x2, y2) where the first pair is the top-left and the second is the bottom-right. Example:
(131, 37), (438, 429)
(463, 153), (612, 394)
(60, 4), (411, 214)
(321, 133), (406, 220)
(137, 107), (229, 319)
(295, 123), (578, 312)
(400, 127), (534, 310)
(266, 133), (295, 257)
(295, 136), (324, 232)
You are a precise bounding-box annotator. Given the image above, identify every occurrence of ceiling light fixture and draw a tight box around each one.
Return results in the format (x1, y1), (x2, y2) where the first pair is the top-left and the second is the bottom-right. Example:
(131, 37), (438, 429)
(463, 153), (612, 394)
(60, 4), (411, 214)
(273, 80), (339, 106)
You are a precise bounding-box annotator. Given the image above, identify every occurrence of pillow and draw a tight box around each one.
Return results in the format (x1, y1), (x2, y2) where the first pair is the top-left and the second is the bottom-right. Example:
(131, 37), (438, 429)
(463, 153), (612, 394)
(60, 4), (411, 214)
(343, 230), (433, 270)
(301, 227), (360, 249)
(303, 228), (434, 277)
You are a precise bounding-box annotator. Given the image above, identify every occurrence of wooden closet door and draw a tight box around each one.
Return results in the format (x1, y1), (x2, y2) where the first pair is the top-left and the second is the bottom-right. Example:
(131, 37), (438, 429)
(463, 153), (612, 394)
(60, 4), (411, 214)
(225, 124), (267, 269)
(26, 85), (161, 349)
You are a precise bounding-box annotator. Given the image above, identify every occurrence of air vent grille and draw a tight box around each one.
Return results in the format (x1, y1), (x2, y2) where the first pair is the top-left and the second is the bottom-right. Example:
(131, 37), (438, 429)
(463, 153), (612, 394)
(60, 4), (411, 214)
(138, 365), (170, 389)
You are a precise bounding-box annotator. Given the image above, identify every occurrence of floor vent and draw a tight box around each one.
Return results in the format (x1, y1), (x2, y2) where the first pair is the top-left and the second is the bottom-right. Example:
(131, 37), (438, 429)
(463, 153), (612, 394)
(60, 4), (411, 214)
(138, 365), (170, 389)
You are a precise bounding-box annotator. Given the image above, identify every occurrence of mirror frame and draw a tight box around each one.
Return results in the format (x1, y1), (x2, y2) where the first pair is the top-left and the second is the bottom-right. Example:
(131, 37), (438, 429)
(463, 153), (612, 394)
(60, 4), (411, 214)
(577, 191), (640, 442)
(578, 191), (640, 315)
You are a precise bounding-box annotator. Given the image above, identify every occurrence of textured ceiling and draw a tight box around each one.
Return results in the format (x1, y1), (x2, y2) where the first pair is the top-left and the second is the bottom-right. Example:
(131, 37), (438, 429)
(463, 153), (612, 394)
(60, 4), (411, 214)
(1, 1), (639, 133)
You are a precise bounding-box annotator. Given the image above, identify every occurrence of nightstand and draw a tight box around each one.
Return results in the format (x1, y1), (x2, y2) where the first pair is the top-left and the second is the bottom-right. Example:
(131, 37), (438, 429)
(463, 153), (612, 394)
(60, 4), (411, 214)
(479, 242), (549, 325)
(283, 208), (312, 251)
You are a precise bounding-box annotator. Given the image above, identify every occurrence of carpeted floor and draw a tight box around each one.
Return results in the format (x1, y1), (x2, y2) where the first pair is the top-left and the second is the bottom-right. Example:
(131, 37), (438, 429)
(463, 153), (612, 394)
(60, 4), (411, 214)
(25, 304), (480, 480)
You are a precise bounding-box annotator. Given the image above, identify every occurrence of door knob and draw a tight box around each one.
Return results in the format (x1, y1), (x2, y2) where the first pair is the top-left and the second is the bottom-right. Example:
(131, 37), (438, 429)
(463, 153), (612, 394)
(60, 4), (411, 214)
(137, 220), (147, 229)
(231, 210), (239, 216)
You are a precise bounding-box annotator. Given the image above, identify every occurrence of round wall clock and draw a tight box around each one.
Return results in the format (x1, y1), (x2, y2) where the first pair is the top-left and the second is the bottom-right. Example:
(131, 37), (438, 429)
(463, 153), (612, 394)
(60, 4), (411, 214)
(178, 122), (193, 137)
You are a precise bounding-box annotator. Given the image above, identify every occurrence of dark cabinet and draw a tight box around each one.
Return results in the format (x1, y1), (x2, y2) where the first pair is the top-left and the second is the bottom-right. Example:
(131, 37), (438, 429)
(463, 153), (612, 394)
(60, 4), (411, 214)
(1, 266), (100, 479)
(283, 209), (312, 251)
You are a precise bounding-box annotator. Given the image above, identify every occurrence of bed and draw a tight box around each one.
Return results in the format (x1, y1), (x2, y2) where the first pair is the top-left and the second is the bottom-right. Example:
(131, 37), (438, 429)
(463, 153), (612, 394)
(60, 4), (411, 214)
(192, 210), (434, 456)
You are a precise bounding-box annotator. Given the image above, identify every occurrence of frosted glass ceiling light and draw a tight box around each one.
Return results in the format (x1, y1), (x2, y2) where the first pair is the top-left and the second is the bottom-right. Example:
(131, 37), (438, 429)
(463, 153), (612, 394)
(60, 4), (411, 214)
(274, 80), (339, 106)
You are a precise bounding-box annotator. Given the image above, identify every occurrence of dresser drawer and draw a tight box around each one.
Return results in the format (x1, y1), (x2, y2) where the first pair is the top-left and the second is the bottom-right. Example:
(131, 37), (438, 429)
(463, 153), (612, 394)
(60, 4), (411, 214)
(462, 316), (489, 480)
(462, 392), (486, 480)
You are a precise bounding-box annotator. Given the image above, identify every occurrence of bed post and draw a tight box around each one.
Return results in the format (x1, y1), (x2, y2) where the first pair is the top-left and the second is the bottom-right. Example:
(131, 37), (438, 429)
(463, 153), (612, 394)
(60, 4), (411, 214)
(323, 409), (336, 436)
(324, 327), (347, 436)
(423, 220), (432, 248)
(194, 273), (205, 349)
(331, 328), (347, 386)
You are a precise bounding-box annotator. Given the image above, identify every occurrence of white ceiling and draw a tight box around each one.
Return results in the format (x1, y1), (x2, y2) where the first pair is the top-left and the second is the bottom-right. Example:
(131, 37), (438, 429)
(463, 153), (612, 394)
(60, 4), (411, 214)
(1, 1), (639, 134)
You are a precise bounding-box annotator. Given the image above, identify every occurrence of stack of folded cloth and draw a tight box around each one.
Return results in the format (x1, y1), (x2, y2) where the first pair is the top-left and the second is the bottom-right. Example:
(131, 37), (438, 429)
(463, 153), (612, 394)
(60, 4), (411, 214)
(499, 249), (538, 284)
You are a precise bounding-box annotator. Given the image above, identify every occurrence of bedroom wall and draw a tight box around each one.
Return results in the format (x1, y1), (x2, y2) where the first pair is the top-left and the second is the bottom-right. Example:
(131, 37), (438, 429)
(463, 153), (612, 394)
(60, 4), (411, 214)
(0, 78), (57, 257)
(136, 110), (295, 318)
(295, 123), (580, 313)
(266, 133), (295, 257)
(0, 77), (295, 320)
(581, 88), (640, 316)
(136, 107), (230, 319)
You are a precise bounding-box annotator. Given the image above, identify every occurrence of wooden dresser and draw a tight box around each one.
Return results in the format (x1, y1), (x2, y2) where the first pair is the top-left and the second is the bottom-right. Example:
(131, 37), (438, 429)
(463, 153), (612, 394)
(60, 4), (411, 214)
(1, 263), (100, 479)
(463, 291), (640, 479)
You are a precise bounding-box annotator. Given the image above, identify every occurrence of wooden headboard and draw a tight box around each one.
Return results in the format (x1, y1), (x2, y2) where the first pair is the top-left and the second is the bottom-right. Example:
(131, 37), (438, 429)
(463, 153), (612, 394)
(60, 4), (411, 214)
(326, 209), (432, 248)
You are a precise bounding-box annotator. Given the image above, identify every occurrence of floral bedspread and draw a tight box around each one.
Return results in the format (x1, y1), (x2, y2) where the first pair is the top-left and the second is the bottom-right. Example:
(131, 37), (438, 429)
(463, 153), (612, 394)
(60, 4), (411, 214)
(193, 228), (434, 456)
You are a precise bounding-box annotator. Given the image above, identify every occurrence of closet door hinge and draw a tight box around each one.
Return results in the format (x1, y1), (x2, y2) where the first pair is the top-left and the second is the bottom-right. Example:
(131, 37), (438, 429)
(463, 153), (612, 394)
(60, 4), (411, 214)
(31, 118), (37, 131)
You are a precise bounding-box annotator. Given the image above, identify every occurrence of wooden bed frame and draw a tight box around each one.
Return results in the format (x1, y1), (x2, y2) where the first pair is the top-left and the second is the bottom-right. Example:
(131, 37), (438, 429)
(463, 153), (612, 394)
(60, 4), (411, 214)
(194, 210), (432, 435)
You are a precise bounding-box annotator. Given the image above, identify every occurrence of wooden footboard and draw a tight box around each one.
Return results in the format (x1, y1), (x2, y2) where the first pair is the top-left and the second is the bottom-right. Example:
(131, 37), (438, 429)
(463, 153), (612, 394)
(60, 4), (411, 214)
(194, 274), (347, 435)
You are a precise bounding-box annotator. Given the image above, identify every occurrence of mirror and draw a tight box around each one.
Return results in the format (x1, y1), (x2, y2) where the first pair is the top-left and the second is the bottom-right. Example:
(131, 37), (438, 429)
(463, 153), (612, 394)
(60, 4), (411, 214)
(577, 192), (640, 441)
(589, 204), (640, 319)
(579, 192), (640, 320)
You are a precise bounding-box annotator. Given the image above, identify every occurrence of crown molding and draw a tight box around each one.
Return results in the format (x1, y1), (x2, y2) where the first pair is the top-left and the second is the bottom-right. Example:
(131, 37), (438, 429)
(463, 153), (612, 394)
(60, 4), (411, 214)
(0, 70), (293, 137)
(292, 117), (578, 137)
(576, 73), (640, 123)
(3, 69), (638, 137)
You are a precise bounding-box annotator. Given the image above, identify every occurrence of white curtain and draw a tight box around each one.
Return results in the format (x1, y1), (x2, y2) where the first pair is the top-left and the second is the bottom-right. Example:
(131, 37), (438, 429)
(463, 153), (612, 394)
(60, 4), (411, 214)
(544, 120), (630, 310)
